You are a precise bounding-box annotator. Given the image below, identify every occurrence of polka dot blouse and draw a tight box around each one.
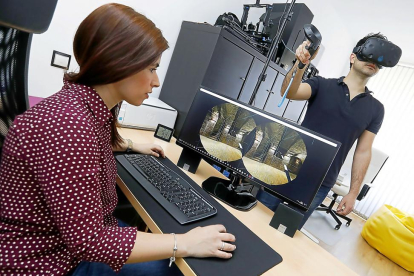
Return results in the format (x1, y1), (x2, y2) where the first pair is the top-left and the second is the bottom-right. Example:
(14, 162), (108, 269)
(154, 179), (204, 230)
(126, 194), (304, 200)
(0, 80), (137, 275)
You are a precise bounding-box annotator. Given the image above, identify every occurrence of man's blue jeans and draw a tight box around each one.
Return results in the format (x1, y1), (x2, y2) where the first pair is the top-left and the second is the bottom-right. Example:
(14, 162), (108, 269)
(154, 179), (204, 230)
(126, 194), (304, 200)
(256, 185), (331, 230)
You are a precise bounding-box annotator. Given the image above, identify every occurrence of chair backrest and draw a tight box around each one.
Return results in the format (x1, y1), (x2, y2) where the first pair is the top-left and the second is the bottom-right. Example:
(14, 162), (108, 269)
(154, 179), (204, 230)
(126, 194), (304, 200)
(337, 143), (389, 187)
(363, 147), (389, 184)
(0, 0), (57, 156)
(333, 144), (388, 200)
(0, 27), (32, 153)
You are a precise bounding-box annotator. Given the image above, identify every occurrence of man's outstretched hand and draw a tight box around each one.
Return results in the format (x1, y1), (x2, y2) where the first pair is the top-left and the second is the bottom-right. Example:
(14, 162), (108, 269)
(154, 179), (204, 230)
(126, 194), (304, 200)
(336, 193), (357, 216)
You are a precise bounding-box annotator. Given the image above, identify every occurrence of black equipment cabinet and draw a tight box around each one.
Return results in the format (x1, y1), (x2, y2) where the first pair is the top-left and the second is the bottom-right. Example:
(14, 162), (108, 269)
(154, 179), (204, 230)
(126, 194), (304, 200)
(283, 100), (308, 122)
(238, 58), (278, 109)
(202, 37), (253, 99)
(159, 21), (307, 137)
(263, 73), (289, 116)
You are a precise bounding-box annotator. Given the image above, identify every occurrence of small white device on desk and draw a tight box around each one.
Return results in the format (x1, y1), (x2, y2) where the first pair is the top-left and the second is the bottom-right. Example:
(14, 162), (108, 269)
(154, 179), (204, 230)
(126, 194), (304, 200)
(118, 97), (177, 131)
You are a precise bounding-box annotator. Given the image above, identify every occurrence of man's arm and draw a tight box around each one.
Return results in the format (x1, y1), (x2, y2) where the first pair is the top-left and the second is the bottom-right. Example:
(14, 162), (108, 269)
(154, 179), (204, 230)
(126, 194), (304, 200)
(281, 61), (312, 100)
(336, 130), (376, 215)
(280, 40), (318, 101)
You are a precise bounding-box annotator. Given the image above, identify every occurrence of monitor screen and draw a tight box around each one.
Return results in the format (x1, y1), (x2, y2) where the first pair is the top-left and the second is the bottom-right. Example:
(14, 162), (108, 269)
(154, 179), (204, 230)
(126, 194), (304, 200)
(177, 87), (340, 210)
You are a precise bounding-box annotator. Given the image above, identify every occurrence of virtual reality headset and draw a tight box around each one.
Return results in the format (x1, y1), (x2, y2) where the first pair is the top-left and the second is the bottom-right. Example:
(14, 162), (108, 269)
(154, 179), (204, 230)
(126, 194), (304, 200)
(352, 37), (402, 68)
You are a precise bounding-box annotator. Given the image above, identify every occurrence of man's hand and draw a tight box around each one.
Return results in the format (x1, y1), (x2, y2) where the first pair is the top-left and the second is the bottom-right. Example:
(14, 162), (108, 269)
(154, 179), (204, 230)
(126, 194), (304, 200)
(295, 40), (319, 66)
(336, 130), (376, 216)
(336, 193), (357, 216)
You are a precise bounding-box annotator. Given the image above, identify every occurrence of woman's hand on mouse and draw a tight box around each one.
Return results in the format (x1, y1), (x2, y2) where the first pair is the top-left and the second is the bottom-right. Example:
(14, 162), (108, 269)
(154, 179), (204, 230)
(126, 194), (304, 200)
(176, 224), (236, 259)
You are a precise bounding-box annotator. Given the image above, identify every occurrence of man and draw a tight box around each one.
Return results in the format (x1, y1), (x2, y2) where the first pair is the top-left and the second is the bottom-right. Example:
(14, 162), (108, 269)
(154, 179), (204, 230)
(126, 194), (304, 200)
(257, 33), (387, 229)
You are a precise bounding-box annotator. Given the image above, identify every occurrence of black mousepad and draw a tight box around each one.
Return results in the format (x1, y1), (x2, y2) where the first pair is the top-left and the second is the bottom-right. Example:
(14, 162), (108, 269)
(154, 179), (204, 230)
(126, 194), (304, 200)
(116, 154), (283, 276)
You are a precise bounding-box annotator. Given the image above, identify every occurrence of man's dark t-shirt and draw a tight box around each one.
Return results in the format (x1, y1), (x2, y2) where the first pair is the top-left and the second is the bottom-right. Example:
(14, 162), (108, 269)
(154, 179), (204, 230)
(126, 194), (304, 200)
(302, 76), (384, 188)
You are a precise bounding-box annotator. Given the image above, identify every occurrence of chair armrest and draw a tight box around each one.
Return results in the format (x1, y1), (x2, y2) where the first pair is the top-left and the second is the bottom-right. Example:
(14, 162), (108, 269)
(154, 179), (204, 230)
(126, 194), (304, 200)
(335, 180), (350, 187)
(357, 183), (371, 201)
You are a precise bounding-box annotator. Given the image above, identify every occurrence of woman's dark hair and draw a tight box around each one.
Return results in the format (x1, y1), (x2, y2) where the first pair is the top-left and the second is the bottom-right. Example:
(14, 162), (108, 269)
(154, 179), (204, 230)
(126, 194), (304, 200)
(65, 3), (168, 148)
(350, 32), (388, 69)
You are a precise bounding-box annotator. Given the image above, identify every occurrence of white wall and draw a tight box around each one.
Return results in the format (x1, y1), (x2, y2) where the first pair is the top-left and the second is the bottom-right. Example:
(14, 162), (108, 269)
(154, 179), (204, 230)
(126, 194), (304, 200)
(28, 0), (356, 99)
(28, 0), (245, 98)
(298, 0), (354, 76)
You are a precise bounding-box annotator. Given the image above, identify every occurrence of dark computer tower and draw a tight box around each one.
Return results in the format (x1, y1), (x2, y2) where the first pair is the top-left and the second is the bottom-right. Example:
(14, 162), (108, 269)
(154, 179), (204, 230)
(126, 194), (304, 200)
(267, 3), (314, 51)
(268, 3), (313, 70)
(302, 62), (319, 80)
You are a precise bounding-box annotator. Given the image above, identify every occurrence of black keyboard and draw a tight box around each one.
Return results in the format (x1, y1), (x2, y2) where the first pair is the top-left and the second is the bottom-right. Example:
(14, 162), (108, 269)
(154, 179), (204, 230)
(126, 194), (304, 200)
(116, 154), (217, 224)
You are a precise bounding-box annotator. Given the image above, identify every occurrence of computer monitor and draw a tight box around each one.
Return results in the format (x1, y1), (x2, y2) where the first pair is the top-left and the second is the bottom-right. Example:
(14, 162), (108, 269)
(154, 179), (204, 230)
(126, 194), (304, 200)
(176, 87), (340, 211)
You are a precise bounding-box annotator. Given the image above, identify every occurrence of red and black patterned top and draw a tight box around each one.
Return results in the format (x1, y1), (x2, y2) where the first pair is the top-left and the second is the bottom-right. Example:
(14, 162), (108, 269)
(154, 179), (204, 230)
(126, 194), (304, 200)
(0, 81), (136, 275)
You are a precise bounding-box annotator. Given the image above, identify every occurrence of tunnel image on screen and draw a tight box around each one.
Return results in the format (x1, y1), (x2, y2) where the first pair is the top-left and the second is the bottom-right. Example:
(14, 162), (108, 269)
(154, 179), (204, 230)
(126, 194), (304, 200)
(199, 103), (307, 185)
(199, 103), (256, 162)
(243, 123), (306, 185)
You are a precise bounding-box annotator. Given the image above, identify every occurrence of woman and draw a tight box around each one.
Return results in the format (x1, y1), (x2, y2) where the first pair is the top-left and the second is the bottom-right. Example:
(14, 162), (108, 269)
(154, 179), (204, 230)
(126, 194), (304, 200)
(0, 3), (236, 276)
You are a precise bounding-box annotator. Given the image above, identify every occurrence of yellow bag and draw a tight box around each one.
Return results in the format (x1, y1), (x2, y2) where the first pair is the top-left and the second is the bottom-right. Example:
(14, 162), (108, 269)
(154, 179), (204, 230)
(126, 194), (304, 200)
(361, 205), (414, 272)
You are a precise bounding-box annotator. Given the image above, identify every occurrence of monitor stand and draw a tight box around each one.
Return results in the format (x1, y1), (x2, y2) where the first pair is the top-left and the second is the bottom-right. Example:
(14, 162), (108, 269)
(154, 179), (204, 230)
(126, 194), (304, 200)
(202, 176), (257, 211)
(176, 147), (257, 211)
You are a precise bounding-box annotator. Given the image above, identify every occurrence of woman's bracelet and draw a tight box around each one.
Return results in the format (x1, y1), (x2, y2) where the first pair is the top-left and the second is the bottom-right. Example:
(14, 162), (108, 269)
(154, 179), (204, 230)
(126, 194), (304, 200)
(126, 139), (133, 153)
(169, 233), (177, 267)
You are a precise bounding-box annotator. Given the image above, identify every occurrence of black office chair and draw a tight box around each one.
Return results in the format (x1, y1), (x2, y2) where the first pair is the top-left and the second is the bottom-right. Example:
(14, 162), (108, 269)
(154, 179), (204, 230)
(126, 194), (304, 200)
(0, 0), (58, 157)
